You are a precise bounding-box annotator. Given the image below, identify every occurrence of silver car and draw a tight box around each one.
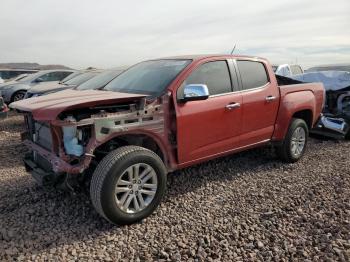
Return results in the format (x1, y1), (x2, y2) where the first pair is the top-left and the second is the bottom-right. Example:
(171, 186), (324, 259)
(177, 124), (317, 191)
(0, 69), (75, 103)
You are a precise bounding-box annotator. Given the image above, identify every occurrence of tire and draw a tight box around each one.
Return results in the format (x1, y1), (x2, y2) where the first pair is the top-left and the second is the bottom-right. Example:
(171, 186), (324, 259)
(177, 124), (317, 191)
(12, 90), (26, 102)
(276, 118), (309, 163)
(90, 146), (167, 225)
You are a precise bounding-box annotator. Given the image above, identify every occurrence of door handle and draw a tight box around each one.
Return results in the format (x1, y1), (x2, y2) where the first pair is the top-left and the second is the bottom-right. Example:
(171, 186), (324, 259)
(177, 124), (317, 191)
(226, 102), (241, 110)
(266, 96), (277, 102)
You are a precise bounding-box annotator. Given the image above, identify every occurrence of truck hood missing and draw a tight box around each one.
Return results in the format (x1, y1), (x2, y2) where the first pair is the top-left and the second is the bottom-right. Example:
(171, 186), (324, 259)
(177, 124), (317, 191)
(10, 89), (147, 121)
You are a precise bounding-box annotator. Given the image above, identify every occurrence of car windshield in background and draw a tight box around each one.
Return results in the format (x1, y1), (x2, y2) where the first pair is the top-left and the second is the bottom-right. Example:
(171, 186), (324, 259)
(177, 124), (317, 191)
(18, 72), (42, 82)
(64, 72), (99, 86)
(77, 70), (123, 90)
(104, 60), (191, 95)
(61, 71), (82, 83)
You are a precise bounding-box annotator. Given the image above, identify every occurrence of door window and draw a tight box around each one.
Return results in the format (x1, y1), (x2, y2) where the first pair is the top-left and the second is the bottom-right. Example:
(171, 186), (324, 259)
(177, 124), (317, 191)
(177, 61), (232, 99)
(237, 60), (269, 90)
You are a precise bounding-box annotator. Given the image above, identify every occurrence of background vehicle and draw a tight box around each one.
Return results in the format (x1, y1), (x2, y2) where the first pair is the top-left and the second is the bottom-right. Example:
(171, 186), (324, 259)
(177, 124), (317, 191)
(25, 69), (125, 98)
(25, 71), (100, 98)
(306, 63), (350, 73)
(0, 69), (75, 103)
(289, 71), (350, 138)
(0, 69), (38, 81)
(0, 97), (9, 119)
(273, 64), (304, 77)
(11, 55), (324, 225)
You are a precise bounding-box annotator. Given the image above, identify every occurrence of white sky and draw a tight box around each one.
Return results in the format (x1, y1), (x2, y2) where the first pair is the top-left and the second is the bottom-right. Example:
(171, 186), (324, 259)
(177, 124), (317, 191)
(0, 0), (349, 69)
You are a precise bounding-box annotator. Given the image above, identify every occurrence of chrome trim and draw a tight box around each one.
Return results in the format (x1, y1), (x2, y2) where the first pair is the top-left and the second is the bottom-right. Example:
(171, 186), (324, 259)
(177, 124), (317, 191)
(184, 84), (209, 99)
(209, 82), (270, 98)
(226, 103), (241, 110)
(266, 95), (277, 102)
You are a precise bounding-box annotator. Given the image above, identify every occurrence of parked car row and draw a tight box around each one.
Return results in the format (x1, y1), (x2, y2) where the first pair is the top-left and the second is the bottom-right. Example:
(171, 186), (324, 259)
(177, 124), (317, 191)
(0, 69), (75, 103)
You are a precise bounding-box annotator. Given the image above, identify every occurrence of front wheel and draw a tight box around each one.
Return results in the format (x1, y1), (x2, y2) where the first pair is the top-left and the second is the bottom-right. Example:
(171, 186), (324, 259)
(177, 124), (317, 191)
(90, 146), (167, 225)
(276, 118), (309, 163)
(12, 90), (26, 102)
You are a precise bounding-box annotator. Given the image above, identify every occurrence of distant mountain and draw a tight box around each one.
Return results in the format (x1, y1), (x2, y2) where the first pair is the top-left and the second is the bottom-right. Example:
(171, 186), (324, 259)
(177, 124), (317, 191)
(0, 62), (72, 70)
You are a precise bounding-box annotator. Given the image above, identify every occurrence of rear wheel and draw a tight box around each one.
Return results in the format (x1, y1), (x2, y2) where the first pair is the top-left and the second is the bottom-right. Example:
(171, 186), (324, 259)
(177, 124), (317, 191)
(12, 90), (26, 102)
(276, 118), (308, 163)
(90, 146), (167, 225)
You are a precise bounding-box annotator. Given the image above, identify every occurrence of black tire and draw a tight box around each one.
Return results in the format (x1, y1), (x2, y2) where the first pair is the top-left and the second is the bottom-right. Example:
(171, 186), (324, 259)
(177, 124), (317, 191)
(12, 90), (26, 102)
(90, 146), (167, 225)
(276, 118), (309, 163)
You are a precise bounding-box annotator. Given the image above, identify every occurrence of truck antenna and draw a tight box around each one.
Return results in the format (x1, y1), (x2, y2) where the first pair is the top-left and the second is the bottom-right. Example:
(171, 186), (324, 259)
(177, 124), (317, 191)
(230, 44), (237, 55)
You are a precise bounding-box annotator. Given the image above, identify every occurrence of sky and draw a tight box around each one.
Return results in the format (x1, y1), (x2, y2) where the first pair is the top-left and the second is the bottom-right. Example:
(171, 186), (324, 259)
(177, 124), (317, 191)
(0, 0), (349, 69)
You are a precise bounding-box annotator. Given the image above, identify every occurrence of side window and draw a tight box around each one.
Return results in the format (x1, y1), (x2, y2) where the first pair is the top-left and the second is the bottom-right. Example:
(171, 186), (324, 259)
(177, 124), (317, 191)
(177, 61), (232, 99)
(290, 65), (303, 75)
(237, 60), (269, 90)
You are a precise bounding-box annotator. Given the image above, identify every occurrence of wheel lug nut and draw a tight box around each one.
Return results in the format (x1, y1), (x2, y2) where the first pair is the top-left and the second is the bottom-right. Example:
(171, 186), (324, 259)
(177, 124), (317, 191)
(138, 180), (141, 184)
(138, 186), (142, 190)
(128, 185), (132, 188)
(133, 180), (136, 183)
(130, 190), (133, 194)
(135, 191), (139, 195)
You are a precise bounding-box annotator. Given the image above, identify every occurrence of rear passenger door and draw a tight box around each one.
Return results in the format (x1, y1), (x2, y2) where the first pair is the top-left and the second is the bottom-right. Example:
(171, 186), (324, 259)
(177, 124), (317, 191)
(236, 60), (280, 146)
(176, 60), (243, 164)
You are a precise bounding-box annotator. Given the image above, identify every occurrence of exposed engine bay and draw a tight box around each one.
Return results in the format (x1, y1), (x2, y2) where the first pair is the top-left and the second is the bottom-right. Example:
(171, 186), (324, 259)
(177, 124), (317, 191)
(22, 97), (167, 186)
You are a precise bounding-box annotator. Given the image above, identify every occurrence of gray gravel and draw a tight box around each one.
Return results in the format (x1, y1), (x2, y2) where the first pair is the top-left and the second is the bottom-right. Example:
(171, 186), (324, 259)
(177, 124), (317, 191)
(0, 112), (349, 261)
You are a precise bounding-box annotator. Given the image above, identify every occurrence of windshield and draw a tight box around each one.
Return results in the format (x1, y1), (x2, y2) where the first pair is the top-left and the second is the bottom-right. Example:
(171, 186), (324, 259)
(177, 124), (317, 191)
(18, 71), (44, 82)
(61, 72), (82, 83)
(64, 72), (99, 86)
(77, 70), (124, 90)
(104, 59), (191, 95)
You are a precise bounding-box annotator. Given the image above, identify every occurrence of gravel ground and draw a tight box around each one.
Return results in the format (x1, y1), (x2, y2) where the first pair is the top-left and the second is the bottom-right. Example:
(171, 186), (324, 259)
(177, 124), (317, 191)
(0, 112), (349, 261)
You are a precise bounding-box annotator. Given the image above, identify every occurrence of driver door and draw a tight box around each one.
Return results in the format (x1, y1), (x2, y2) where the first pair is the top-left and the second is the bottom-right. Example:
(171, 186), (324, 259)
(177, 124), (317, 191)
(175, 60), (242, 165)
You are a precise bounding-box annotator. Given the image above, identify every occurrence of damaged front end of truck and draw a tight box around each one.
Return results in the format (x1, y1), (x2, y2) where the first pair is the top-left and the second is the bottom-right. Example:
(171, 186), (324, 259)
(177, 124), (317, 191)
(11, 90), (172, 189)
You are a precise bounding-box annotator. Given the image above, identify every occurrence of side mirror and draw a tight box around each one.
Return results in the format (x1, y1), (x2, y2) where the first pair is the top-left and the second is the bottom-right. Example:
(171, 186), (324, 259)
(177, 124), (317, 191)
(35, 78), (44, 83)
(182, 84), (209, 102)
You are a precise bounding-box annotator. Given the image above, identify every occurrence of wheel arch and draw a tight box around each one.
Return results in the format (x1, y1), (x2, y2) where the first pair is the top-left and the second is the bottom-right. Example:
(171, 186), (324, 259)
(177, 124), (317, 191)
(94, 132), (169, 168)
(292, 109), (313, 129)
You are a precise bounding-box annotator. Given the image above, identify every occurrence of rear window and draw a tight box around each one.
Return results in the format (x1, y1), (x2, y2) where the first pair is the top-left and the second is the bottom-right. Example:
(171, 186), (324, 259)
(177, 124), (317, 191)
(237, 60), (269, 90)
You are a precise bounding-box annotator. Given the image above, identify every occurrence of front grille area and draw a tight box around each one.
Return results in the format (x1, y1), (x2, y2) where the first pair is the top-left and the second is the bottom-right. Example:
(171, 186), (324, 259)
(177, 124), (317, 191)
(25, 114), (54, 172)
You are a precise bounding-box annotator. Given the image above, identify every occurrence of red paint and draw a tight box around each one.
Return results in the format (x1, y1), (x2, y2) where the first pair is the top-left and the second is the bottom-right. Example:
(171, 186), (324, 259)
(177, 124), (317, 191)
(13, 55), (325, 174)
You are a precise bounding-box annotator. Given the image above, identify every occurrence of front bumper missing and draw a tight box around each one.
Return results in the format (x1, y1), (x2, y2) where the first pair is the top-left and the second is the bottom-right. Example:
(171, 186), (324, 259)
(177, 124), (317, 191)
(23, 139), (93, 174)
(24, 153), (58, 186)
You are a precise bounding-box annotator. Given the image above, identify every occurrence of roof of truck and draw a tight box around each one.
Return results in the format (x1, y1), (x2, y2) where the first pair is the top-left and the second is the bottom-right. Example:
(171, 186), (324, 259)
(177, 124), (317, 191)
(157, 54), (267, 61)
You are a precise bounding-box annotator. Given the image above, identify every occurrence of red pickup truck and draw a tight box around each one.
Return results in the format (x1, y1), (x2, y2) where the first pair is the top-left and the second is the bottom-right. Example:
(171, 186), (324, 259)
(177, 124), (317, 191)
(11, 55), (325, 224)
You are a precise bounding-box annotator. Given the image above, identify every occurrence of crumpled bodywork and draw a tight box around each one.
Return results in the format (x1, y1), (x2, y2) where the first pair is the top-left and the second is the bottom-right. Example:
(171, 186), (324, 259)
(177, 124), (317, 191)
(287, 71), (350, 138)
(21, 95), (176, 177)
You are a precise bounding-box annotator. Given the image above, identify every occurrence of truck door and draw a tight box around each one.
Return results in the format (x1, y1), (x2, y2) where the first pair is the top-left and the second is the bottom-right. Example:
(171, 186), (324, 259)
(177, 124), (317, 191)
(176, 60), (242, 164)
(235, 60), (280, 146)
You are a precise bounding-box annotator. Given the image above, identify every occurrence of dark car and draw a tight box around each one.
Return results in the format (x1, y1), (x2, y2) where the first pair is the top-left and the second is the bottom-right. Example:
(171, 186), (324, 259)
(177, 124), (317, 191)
(0, 69), (75, 103)
(26, 69), (124, 98)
